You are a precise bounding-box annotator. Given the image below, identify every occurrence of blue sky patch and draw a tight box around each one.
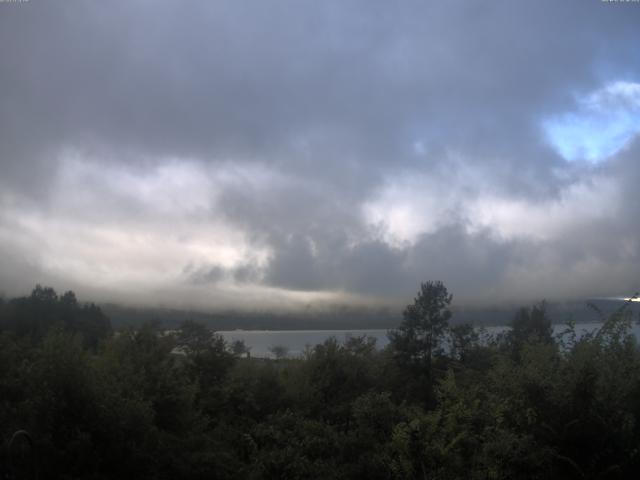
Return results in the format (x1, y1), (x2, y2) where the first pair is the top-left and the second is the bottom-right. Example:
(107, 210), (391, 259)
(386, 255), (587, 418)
(544, 81), (640, 163)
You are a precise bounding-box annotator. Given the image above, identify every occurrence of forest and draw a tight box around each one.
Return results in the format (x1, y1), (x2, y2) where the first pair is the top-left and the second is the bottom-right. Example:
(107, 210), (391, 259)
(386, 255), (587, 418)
(1, 282), (640, 479)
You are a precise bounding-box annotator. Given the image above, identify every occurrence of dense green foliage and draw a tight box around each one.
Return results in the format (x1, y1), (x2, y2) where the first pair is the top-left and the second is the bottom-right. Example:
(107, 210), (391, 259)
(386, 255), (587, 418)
(1, 285), (640, 479)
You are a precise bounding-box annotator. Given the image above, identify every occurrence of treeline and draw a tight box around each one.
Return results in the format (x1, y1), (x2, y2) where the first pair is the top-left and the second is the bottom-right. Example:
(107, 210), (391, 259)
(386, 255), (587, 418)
(1, 283), (639, 479)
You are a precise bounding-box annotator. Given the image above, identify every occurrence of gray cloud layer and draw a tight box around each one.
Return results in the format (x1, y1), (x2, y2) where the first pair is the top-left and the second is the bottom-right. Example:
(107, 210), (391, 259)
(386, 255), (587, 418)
(1, 0), (639, 308)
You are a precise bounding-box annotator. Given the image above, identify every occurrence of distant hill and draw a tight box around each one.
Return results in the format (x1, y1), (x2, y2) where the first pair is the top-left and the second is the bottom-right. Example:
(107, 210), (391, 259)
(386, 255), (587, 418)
(100, 303), (403, 331)
(101, 298), (639, 330)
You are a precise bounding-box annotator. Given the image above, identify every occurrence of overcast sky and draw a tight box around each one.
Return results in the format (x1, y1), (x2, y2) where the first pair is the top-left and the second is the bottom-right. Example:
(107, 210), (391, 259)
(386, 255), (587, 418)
(1, 0), (639, 310)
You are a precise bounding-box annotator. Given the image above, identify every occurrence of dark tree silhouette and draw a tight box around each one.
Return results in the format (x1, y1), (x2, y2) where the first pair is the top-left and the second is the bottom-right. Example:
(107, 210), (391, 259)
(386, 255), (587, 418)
(389, 281), (452, 378)
(509, 301), (553, 356)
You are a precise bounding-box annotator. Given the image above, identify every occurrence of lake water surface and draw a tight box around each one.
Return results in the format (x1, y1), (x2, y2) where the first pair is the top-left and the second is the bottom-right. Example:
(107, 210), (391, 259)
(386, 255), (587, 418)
(218, 322), (640, 358)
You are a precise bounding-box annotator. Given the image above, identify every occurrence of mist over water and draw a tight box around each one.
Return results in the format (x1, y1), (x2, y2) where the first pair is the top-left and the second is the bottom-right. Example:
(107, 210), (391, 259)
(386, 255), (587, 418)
(219, 322), (640, 358)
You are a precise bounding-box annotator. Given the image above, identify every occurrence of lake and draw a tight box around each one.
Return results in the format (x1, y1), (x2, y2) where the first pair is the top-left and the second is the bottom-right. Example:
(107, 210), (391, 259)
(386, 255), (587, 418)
(217, 329), (390, 358)
(218, 322), (640, 358)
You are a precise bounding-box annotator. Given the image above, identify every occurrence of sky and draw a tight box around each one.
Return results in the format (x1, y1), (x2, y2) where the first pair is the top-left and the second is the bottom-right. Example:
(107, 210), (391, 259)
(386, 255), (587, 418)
(1, 0), (640, 310)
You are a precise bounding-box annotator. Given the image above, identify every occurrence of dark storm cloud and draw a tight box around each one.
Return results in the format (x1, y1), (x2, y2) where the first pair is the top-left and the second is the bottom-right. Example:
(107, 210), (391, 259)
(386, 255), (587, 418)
(261, 225), (515, 300)
(2, 1), (637, 184)
(1, 0), (640, 305)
